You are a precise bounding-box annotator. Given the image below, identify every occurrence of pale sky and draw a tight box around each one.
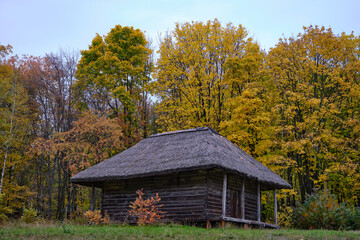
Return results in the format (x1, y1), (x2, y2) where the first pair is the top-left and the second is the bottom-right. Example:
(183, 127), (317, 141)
(1, 0), (359, 57)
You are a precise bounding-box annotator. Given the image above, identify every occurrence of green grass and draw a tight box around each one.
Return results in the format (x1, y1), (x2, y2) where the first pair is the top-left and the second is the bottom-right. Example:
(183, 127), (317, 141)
(0, 223), (360, 239)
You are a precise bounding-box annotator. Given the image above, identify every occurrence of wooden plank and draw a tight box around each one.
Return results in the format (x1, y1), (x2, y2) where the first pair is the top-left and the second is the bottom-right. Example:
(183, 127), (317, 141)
(222, 173), (227, 218)
(241, 178), (245, 220)
(101, 184), (104, 215)
(222, 216), (280, 229)
(90, 184), (95, 211)
(105, 187), (206, 196)
(257, 182), (261, 222)
(274, 189), (277, 225)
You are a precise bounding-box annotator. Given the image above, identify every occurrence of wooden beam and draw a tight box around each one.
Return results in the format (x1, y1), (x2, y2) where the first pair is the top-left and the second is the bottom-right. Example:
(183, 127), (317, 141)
(222, 173), (227, 217)
(101, 183), (104, 215)
(222, 216), (280, 229)
(257, 182), (261, 222)
(274, 189), (277, 225)
(90, 184), (95, 211)
(241, 178), (245, 220)
(206, 220), (211, 229)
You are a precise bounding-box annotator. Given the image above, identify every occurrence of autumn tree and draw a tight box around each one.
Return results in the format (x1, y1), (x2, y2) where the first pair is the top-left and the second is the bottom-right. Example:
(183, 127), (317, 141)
(30, 111), (124, 219)
(74, 25), (154, 140)
(1, 22), (358, 225)
(12, 50), (80, 219)
(153, 22), (360, 212)
(153, 19), (256, 131)
(18, 50), (80, 137)
(0, 45), (34, 216)
(267, 26), (360, 205)
(0, 44), (14, 195)
(219, 41), (275, 159)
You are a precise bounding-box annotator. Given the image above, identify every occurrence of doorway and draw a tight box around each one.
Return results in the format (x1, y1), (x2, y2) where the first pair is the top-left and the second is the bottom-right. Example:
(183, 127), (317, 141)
(230, 189), (241, 218)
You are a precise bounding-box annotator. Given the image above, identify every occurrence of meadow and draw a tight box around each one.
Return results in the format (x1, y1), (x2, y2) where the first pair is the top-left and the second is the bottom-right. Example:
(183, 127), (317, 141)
(1, 223), (360, 240)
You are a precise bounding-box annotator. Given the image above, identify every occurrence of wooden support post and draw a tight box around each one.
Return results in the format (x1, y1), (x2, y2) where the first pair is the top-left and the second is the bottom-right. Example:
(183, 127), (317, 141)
(274, 189), (277, 225)
(90, 184), (95, 211)
(222, 173), (227, 218)
(241, 178), (245, 220)
(257, 182), (261, 222)
(101, 183), (104, 215)
(206, 220), (211, 229)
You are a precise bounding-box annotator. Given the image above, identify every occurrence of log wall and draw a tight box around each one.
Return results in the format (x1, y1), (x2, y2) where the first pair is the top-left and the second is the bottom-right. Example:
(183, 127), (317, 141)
(102, 170), (207, 223)
(244, 178), (259, 221)
(206, 169), (223, 220)
(102, 168), (260, 223)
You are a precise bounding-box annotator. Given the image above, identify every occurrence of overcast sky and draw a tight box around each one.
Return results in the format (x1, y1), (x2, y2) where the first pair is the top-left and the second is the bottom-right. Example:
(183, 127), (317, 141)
(1, 0), (359, 57)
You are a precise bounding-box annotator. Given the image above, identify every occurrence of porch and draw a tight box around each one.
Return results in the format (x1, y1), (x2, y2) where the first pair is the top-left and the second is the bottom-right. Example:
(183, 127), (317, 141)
(220, 173), (279, 229)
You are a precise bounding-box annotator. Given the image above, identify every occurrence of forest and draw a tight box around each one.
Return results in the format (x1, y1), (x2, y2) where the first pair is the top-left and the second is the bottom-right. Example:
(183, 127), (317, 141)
(0, 19), (359, 228)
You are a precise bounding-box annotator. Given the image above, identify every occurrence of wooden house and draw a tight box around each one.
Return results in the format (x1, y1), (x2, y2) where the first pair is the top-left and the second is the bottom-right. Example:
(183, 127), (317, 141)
(71, 127), (291, 228)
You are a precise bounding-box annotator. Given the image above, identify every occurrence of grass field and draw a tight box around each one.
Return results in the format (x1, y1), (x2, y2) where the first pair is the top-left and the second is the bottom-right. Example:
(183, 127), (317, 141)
(1, 224), (360, 240)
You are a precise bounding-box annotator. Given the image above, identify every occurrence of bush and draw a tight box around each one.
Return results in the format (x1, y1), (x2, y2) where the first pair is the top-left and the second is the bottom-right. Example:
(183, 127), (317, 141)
(128, 189), (163, 225)
(70, 209), (88, 225)
(346, 207), (360, 230)
(101, 211), (110, 225)
(0, 194), (12, 222)
(292, 190), (349, 230)
(83, 210), (110, 225)
(21, 207), (37, 224)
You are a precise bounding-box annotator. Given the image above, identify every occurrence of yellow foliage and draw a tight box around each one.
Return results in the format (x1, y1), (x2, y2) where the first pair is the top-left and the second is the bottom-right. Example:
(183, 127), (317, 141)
(278, 204), (293, 228)
(153, 19), (252, 132)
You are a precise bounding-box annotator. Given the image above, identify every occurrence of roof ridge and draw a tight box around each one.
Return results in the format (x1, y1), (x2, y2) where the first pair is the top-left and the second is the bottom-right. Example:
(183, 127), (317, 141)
(149, 127), (219, 138)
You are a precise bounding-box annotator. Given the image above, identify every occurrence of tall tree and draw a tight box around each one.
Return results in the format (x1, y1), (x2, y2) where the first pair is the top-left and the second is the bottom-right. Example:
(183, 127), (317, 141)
(0, 44), (14, 195)
(219, 41), (274, 159)
(0, 45), (33, 215)
(153, 19), (255, 131)
(267, 26), (360, 204)
(13, 50), (80, 219)
(74, 25), (154, 140)
(30, 111), (124, 218)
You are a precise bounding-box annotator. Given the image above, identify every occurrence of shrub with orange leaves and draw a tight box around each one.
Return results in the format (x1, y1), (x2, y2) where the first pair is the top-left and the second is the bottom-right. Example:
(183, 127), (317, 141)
(128, 189), (163, 225)
(83, 210), (110, 225)
(101, 211), (111, 225)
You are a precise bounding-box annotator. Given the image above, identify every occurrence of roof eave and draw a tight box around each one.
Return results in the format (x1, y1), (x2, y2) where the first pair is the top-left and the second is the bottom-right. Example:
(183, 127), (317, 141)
(71, 165), (292, 189)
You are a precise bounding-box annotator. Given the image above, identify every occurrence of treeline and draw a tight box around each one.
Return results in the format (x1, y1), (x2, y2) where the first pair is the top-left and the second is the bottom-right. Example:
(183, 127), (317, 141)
(155, 20), (359, 207)
(0, 19), (359, 222)
(0, 26), (156, 221)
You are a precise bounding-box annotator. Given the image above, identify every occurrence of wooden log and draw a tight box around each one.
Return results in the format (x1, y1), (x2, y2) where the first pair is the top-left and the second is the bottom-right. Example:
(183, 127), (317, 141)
(222, 216), (279, 229)
(101, 184), (104, 215)
(274, 189), (277, 225)
(222, 173), (227, 218)
(241, 178), (245, 220)
(206, 220), (211, 229)
(257, 182), (261, 222)
(90, 184), (95, 211)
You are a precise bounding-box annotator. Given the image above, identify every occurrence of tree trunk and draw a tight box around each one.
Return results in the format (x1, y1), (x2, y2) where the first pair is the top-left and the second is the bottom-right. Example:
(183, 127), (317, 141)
(0, 76), (17, 195)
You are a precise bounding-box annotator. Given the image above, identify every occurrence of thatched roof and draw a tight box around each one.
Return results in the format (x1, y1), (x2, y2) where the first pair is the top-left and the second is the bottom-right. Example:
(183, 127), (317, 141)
(71, 127), (291, 189)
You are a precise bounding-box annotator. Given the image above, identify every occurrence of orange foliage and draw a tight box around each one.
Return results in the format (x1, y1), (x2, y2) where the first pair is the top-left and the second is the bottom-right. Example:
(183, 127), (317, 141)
(30, 111), (124, 176)
(83, 210), (110, 225)
(128, 189), (163, 225)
